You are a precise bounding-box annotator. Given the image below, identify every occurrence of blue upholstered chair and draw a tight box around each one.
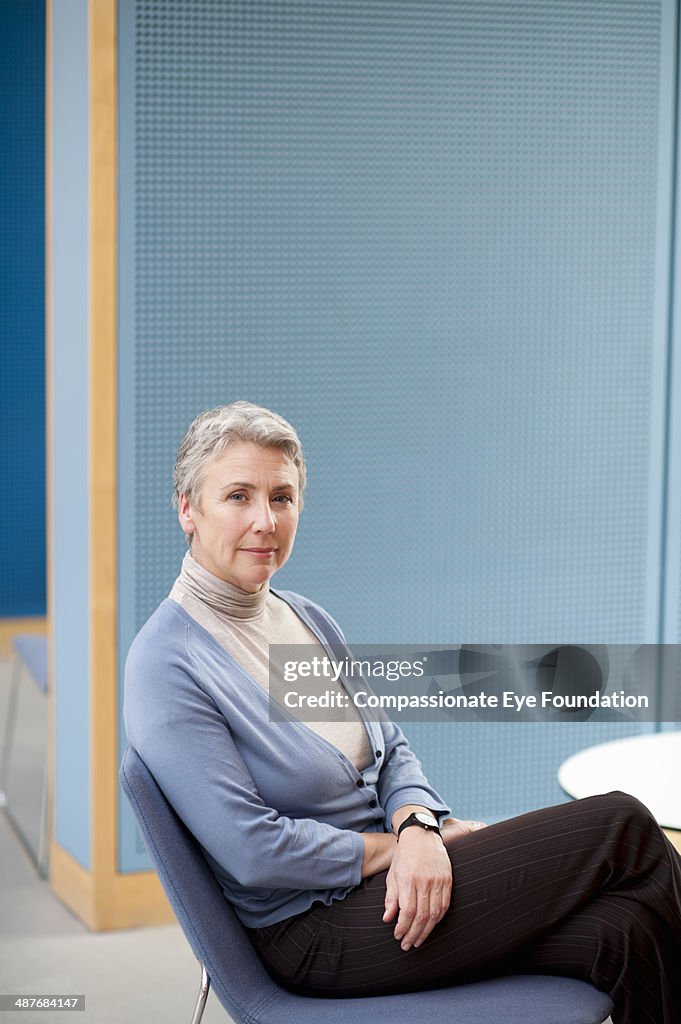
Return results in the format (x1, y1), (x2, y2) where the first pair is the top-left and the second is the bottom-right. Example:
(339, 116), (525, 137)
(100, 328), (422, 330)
(119, 746), (614, 1024)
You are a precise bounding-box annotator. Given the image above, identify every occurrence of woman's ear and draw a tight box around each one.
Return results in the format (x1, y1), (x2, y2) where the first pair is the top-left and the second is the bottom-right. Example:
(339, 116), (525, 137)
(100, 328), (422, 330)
(178, 493), (195, 536)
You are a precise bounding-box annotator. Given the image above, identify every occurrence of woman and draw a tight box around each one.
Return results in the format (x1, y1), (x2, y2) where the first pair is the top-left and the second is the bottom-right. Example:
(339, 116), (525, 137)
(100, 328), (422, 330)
(124, 401), (681, 1024)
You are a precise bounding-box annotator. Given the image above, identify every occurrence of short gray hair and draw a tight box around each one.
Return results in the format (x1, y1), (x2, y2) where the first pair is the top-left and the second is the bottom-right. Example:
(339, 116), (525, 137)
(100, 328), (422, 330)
(172, 401), (307, 516)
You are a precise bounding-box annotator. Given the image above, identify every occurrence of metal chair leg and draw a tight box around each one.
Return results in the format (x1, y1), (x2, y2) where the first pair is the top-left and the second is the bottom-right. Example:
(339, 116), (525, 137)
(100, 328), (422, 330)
(0, 656), (23, 807)
(189, 964), (210, 1024)
(37, 752), (49, 877)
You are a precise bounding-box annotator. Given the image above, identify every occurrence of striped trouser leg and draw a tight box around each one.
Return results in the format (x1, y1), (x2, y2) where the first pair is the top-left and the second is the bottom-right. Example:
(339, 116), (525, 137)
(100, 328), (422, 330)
(250, 791), (681, 1024)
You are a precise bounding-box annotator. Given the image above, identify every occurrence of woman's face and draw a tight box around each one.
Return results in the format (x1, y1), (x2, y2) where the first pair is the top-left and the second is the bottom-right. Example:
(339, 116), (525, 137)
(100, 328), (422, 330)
(178, 441), (301, 592)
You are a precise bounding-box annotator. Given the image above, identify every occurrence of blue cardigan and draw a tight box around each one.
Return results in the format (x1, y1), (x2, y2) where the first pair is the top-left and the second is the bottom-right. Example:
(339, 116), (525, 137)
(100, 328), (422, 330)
(123, 590), (450, 927)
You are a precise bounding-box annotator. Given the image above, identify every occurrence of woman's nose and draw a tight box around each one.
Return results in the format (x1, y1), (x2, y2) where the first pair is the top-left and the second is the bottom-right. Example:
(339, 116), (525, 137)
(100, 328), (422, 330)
(252, 501), (275, 532)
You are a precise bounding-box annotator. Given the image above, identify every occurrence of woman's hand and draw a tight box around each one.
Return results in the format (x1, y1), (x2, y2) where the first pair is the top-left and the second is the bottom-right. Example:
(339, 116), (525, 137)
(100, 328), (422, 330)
(382, 828), (453, 951)
(440, 817), (488, 845)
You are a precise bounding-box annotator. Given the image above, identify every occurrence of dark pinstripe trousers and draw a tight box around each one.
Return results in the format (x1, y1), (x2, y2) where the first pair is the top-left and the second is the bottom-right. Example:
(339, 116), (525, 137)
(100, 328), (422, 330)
(250, 792), (681, 1024)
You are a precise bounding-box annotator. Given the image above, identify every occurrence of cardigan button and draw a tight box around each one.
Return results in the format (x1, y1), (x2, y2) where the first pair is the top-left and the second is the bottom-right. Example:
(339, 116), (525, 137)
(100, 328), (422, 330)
(356, 778), (365, 787)
(368, 799), (377, 808)
(375, 750), (383, 758)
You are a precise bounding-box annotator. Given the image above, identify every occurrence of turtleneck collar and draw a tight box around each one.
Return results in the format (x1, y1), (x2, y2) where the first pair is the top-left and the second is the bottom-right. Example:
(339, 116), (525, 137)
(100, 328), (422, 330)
(178, 550), (269, 621)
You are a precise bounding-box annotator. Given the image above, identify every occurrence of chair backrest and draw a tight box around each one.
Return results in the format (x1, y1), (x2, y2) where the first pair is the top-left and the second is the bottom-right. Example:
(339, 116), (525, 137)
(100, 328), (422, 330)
(119, 745), (281, 1023)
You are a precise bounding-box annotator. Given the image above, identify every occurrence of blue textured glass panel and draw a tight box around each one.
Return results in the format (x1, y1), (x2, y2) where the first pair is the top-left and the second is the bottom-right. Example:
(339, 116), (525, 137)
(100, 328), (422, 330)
(664, 0), (681, 740)
(118, 0), (672, 868)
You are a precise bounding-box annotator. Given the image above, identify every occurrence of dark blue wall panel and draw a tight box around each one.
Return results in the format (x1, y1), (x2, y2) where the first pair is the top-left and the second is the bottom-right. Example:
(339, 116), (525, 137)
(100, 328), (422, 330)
(0, 0), (46, 617)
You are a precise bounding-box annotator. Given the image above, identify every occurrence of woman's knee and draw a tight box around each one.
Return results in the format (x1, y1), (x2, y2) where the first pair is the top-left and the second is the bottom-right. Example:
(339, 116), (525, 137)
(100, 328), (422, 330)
(607, 789), (656, 823)
(588, 789), (657, 827)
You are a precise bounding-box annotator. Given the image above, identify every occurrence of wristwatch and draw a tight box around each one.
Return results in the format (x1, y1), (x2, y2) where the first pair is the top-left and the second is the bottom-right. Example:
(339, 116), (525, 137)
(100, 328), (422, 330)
(397, 811), (441, 839)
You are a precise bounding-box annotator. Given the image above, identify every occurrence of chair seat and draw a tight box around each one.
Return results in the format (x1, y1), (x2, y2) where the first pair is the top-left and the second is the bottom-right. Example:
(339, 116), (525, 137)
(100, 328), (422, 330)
(255, 974), (613, 1024)
(120, 746), (613, 1024)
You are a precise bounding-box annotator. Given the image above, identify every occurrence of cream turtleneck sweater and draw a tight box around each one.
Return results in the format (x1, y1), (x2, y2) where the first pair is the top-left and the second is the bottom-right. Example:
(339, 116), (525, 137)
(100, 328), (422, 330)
(168, 551), (372, 770)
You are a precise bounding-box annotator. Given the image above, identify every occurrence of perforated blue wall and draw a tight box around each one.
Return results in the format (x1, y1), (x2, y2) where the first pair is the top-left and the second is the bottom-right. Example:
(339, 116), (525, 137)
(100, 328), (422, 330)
(118, 0), (675, 867)
(663, 3), (681, 726)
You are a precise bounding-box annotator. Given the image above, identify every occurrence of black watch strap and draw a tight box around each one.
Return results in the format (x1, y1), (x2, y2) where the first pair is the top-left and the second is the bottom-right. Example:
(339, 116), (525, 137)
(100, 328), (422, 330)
(397, 811), (441, 838)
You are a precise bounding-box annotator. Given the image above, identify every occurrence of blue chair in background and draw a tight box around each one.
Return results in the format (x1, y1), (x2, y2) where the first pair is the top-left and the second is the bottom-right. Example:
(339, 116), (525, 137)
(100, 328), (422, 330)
(119, 746), (613, 1024)
(0, 633), (49, 876)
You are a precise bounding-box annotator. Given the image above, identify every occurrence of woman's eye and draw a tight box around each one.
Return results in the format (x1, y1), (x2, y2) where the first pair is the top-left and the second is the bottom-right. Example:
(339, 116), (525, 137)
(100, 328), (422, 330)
(228, 492), (247, 502)
(273, 494), (294, 504)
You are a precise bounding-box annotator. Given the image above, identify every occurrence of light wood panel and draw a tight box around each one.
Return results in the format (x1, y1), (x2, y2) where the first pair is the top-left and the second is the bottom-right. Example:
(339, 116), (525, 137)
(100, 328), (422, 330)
(663, 829), (681, 853)
(50, 842), (174, 930)
(88, 0), (118, 891)
(0, 618), (47, 658)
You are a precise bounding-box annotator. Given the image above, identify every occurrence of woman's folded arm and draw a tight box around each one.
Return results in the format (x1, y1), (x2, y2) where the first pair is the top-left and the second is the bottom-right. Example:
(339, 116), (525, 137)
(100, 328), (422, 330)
(124, 649), (366, 893)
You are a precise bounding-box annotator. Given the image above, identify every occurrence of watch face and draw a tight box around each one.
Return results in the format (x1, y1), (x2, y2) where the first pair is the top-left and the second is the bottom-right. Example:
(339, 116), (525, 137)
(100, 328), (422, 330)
(415, 812), (437, 826)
